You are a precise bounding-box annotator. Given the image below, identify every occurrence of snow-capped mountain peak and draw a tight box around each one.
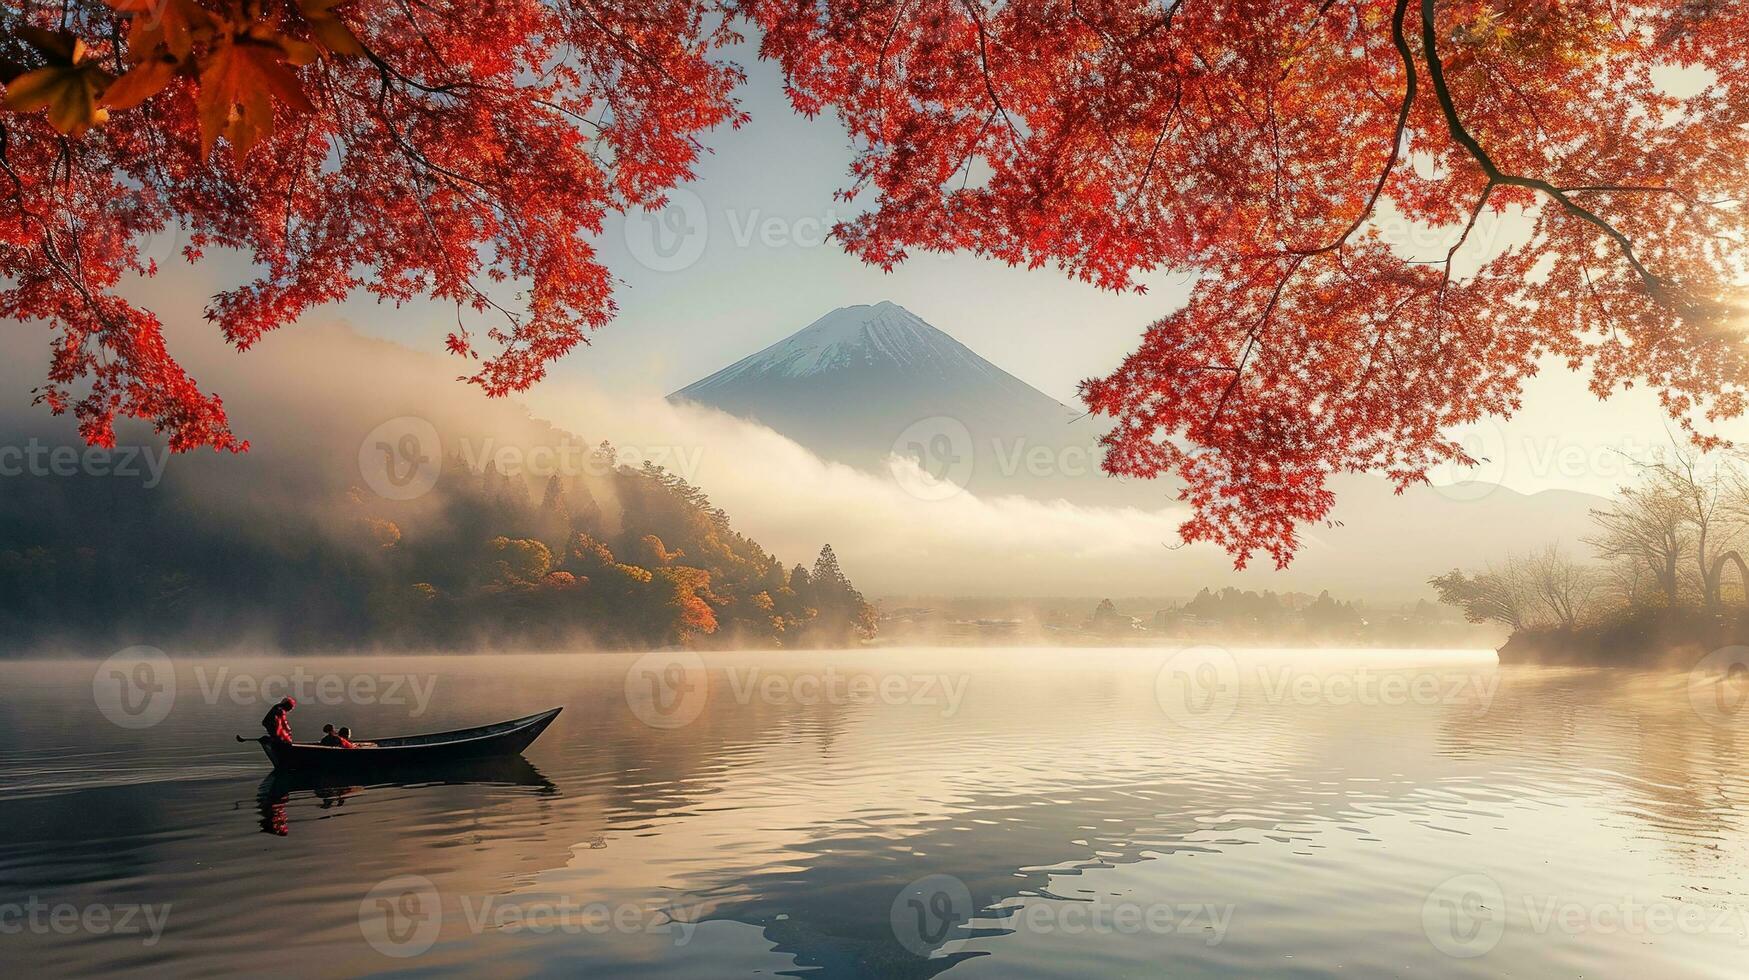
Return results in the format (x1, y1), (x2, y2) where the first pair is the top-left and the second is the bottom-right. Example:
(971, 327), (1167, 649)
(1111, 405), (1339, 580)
(674, 301), (1017, 394)
(668, 301), (1091, 498)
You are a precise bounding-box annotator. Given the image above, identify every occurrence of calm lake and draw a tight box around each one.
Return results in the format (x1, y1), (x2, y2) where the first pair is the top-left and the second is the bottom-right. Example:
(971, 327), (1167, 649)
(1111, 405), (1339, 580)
(2, 647), (1747, 978)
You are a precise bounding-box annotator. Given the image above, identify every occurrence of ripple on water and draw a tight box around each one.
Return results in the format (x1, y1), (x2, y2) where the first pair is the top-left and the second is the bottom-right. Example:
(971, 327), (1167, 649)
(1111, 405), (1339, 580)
(0, 649), (1746, 978)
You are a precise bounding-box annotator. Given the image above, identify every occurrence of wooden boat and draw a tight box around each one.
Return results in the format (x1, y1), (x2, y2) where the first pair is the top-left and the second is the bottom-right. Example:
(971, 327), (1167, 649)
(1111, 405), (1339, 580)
(241, 707), (562, 772)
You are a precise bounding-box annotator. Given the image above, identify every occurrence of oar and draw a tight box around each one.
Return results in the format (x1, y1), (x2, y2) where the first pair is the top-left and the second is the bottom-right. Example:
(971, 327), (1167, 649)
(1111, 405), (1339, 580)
(235, 735), (267, 743)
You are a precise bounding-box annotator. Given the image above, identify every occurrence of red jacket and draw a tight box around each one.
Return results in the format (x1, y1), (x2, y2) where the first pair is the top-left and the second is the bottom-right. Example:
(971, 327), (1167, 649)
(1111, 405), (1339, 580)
(262, 706), (294, 743)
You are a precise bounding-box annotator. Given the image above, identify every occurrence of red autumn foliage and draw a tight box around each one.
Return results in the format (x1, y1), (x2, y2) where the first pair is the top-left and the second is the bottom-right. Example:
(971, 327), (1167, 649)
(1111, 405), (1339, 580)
(752, 0), (1749, 566)
(0, 0), (745, 450)
(3, 1), (1747, 567)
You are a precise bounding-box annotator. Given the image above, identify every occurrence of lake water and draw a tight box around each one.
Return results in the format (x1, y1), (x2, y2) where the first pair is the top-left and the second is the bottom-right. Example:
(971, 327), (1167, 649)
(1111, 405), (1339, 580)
(2, 647), (1747, 978)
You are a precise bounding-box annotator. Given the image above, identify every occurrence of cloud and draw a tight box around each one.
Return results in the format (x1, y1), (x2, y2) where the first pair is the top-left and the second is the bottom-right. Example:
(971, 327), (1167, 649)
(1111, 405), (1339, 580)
(1, 312), (1603, 602)
(521, 384), (1240, 595)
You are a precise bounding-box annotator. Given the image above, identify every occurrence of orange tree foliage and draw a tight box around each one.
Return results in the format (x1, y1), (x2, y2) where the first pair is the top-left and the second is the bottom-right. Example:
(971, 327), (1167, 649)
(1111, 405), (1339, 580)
(4, 1), (1748, 567)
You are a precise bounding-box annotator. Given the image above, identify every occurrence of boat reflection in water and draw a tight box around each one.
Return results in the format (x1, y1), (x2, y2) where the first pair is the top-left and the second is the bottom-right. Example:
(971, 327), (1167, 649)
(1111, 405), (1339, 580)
(252, 757), (558, 836)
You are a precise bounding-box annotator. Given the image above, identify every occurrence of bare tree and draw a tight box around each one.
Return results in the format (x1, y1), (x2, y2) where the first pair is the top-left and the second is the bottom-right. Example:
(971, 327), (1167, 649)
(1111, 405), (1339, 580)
(1430, 567), (1526, 630)
(1520, 543), (1600, 628)
(1602, 556), (1654, 611)
(1633, 442), (1749, 609)
(1586, 484), (1692, 608)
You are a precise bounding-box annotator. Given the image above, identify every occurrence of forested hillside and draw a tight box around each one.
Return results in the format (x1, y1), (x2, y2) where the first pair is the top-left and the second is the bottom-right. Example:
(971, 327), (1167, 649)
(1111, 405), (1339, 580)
(0, 441), (874, 653)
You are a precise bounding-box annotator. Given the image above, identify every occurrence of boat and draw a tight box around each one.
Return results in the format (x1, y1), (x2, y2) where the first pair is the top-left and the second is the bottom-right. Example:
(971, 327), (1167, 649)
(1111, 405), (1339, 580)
(240, 707), (562, 772)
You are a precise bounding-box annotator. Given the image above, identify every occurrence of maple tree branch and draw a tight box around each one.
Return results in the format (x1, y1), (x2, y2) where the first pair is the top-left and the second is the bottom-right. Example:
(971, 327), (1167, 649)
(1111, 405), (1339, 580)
(961, 0), (1023, 145)
(571, 0), (683, 86)
(1418, 0), (1668, 296)
(1288, 0), (1414, 257)
(1355, 291), (1422, 392)
(394, 0), (451, 68)
(1437, 181), (1494, 310)
(1207, 255), (1306, 432)
(875, 0), (911, 95)
(1559, 184), (1699, 206)
(1580, 262), (1625, 347)
(953, 109), (995, 188)
(358, 44), (485, 98)
(355, 71), (523, 329)
(1122, 87), (1181, 214)
(1278, 0), (1342, 81)
(0, 118), (116, 336)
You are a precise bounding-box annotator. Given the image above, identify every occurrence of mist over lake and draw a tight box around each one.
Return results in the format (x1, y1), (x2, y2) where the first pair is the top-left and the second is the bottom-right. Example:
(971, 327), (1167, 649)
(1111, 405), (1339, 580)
(5, 649), (1747, 978)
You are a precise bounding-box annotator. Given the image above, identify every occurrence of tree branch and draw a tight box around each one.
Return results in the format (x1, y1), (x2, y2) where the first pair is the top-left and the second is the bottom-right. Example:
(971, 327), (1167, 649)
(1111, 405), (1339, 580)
(1288, 0), (1414, 257)
(1418, 0), (1669, 297)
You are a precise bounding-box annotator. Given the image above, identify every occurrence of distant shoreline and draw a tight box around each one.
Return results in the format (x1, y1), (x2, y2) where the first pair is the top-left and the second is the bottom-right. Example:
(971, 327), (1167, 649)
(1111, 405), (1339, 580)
(1496, 609), (1749, 669)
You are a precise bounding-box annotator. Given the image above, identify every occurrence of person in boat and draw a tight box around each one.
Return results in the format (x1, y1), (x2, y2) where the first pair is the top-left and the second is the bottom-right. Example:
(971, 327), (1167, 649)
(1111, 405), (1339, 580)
(319, 724), (354, 748)
(338, 726), (372, 748)
(261, 697), (296, 743)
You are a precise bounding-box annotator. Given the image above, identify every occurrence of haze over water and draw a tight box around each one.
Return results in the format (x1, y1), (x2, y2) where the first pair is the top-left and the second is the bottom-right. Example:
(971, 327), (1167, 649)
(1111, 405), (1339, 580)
(3, 648), (1746, 978)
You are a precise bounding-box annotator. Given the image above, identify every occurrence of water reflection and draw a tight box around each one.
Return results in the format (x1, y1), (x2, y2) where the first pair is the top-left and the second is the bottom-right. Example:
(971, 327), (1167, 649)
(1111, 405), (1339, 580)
(250, 757), (557, 836)
(1, 651), (1745, 978)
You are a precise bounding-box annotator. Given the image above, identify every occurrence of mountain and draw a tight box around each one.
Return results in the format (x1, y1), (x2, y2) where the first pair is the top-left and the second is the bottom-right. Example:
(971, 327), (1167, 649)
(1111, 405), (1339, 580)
(671, 301), (1120, 501)
(669, 301), (1611, 600)
(675, 300), (1046, 395)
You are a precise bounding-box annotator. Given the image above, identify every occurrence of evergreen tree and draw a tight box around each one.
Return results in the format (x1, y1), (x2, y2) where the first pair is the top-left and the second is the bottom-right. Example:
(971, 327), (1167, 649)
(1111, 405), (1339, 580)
(570, 478), (604, 533)
(812, 544), (847, 590)
(539, 474), (569, 520)
(537, 474), (571, 550)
